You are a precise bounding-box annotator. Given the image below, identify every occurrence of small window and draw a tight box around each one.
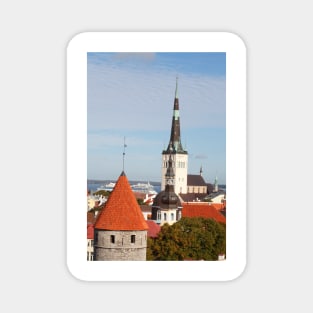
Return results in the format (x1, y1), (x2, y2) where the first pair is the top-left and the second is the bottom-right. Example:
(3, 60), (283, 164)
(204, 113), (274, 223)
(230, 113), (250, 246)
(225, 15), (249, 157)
(131, 235), (136, 243)
(164, 213), (167, 221)
(110, 235), (115, 244)
(171, 213), (174, 221)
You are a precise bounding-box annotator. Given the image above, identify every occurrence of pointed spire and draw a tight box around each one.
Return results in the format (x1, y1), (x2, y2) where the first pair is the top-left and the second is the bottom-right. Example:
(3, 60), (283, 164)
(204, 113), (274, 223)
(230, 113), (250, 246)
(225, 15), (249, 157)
(163, 78), (187, 154)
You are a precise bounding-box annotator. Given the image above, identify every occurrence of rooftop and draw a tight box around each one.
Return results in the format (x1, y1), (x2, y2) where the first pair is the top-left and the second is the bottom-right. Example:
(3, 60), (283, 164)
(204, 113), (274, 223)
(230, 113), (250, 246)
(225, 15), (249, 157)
(94, 171), (148, 231)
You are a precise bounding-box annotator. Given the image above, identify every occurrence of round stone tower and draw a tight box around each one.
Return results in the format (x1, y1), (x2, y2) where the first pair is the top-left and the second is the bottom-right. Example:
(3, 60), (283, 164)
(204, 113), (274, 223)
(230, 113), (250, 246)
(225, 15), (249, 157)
(93, 171), (148, 261)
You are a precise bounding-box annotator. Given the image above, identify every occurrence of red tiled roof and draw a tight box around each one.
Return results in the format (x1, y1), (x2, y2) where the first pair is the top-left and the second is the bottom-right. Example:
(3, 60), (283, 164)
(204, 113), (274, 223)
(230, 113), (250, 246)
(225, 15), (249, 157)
(94, 172), (148, 231)
(210, 203), (226, 211)
(182, 203), (226, 223)
(146, 220), (161, 238)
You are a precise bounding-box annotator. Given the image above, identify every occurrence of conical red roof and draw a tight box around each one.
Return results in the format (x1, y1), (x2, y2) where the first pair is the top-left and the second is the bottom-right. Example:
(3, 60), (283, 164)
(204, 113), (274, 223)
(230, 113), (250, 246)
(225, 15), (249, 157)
(94, 172), (148, 231)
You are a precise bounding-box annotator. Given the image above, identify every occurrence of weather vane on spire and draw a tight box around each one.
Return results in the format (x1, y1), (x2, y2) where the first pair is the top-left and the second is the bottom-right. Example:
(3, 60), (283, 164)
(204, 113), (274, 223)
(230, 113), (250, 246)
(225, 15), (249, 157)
(123, 136), (127, 172)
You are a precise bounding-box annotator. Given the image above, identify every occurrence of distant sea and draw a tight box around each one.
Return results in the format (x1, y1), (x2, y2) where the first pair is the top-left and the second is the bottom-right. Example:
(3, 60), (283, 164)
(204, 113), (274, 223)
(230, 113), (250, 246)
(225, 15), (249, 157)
(87, 180), (226, 194)
(87, 180), (162, 194)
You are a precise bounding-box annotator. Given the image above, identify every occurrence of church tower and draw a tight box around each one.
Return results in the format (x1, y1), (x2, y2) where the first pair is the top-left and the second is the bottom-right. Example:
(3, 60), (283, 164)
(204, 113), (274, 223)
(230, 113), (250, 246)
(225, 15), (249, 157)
(93, 171), (148, 261)
(161, 78), (188, 194)
(153, 154), (182, 225)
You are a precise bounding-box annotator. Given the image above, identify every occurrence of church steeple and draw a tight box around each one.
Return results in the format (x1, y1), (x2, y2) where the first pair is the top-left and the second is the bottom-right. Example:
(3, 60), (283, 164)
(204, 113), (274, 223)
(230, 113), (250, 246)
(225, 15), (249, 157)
(161, 79), (188, 194)
(163, 78), (187, 154)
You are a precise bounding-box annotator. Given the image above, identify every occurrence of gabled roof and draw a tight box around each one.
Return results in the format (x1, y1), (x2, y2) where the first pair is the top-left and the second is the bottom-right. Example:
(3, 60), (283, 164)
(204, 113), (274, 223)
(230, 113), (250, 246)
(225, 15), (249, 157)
(182, 203), (226, 224)
(94, 172), (148, 231)
(187, 174), (207, 186)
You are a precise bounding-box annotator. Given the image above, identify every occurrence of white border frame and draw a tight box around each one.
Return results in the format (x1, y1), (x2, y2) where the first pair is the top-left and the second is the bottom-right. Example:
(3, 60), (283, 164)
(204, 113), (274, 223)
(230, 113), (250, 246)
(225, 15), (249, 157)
(67, 32), (246, 281)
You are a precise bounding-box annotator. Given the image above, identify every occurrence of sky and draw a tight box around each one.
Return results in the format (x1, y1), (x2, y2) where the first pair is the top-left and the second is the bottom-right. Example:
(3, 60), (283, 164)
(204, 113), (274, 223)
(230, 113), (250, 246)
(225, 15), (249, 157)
(87, 52), (226, 185)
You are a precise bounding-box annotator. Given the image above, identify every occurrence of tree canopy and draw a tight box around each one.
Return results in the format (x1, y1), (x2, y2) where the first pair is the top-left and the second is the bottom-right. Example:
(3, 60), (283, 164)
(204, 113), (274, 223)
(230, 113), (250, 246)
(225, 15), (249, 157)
(147, 217), (226, 261)
(93, 190), (111, 197)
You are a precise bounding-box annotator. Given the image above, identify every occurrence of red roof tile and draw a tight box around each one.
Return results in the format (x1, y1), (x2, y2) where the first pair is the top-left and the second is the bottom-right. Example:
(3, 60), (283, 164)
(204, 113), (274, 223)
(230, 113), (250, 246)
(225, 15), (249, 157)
(94, 172), (148, 231)
(210, 203), (226, 211)
(182, 203), (226, 223)
(146, 220), (161, 238)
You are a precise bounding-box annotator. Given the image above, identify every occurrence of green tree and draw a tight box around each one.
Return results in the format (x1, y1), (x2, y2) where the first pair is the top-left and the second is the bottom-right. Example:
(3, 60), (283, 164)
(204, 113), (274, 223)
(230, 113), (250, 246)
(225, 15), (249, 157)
(93, 190), (111, 197)
(137, 198), (144, 205)
(147, 217), (226, 261)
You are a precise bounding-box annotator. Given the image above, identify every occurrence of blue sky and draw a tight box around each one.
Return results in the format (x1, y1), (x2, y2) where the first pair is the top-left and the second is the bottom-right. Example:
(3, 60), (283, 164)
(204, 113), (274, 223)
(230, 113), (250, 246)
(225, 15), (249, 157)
(87, 52), (226, 185)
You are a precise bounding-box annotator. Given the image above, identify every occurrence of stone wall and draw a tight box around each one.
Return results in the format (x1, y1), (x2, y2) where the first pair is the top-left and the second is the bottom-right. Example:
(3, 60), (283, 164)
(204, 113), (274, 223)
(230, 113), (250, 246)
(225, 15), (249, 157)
(94, 230), (147, 261)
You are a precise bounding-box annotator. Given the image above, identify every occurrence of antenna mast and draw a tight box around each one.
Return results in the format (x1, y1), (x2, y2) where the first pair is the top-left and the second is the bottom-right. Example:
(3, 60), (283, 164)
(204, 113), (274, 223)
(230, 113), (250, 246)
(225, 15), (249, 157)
(122, 136), (127, 171)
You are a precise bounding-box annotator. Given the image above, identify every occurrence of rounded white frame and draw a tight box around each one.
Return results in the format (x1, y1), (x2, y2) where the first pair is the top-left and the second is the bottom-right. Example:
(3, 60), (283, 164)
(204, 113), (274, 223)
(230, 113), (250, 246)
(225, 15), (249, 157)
(67, 32), (246, 281)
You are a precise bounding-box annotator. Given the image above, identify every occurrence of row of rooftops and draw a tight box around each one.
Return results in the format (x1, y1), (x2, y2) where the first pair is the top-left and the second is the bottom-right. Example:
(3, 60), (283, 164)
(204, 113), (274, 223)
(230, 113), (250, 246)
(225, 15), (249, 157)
(87, 171), (226, 239)
(87, 200), (226, 240)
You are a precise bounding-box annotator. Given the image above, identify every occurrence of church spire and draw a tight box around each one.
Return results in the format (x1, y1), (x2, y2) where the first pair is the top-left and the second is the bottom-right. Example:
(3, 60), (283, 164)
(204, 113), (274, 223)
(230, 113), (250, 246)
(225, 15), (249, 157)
(163, 78), (187, 154)
(175, 76), (179, 99)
